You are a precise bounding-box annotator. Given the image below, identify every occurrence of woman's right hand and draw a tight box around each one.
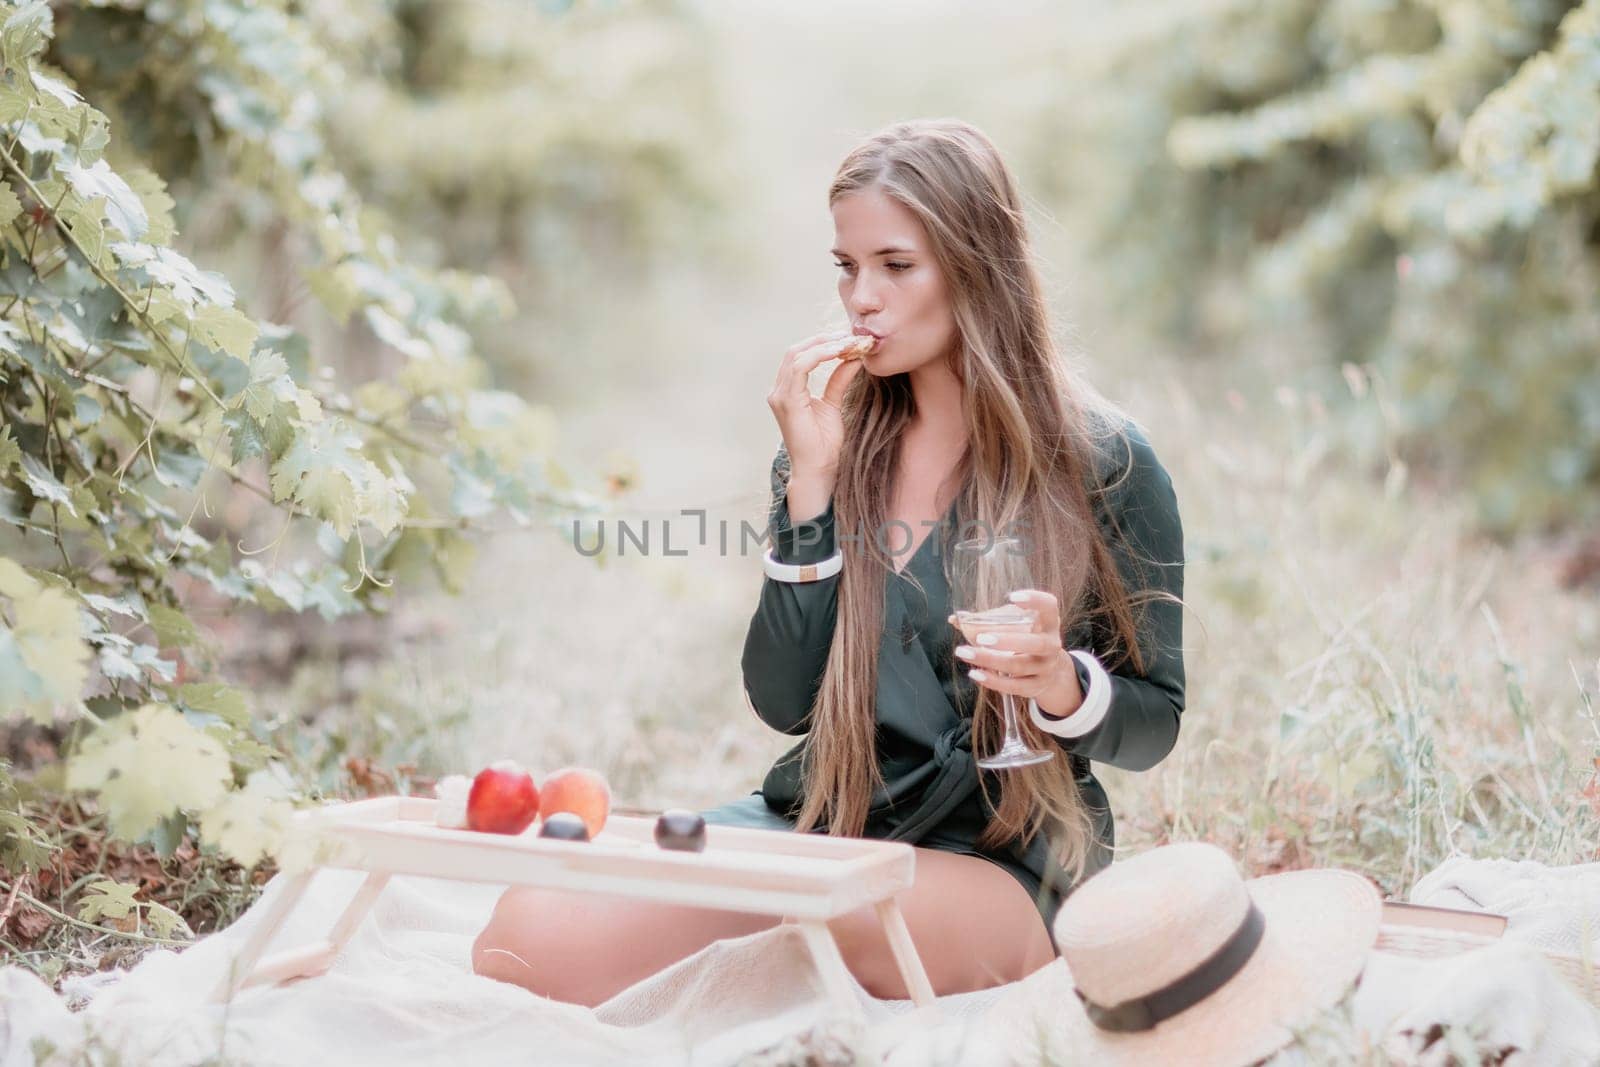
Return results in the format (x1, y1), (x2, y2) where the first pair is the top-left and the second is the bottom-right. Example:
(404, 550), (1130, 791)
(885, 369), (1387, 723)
(766, 329), (867, 483)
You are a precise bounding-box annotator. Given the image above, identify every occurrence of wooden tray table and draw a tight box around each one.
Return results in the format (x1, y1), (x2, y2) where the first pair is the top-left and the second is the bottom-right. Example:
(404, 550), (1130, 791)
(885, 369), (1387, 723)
(211, 795), (937, 1019)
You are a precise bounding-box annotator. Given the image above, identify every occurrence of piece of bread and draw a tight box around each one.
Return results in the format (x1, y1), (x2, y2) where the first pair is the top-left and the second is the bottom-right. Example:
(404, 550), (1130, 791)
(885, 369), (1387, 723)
(837, 334), (875, 361)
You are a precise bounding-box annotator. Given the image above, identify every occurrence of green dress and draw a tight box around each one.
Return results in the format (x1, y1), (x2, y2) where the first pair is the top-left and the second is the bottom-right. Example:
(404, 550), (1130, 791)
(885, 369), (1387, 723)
(704, 416), (1185, 952)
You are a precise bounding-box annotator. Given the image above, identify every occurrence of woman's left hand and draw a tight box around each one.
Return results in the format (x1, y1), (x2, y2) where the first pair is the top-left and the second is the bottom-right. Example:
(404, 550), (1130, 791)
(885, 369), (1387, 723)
(948, 589), (1083, 715)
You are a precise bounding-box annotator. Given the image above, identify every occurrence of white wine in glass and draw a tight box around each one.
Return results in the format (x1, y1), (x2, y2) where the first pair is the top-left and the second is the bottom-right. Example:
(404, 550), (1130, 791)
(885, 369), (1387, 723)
(951, 536), (1055, 769)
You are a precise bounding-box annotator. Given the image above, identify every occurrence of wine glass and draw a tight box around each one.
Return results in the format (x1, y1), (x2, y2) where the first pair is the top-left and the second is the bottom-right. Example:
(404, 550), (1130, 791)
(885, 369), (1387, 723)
(951, 535), (1055, 770)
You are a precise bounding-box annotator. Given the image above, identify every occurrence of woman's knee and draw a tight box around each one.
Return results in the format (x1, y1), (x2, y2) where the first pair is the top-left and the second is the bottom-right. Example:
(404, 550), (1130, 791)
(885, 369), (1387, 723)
(825, 910), (916, 1000)
(884, 849), (1056, 995)
(472, 885), (557, 988)
(472, 886), (786, 1004)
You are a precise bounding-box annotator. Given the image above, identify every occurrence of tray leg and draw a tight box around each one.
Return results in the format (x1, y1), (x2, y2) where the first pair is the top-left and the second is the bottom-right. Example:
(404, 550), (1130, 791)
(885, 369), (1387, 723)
(796, 920), (865, 1022)
(209, 868), (316, 1003)
(326, 871), (391, 957)
(874, 897), (936, 1008)
(212, 870), (394, 1003)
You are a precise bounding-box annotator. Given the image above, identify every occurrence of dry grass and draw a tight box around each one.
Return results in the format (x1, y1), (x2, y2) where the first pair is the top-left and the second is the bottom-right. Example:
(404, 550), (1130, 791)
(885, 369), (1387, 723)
(1103, 360), (1600, 889)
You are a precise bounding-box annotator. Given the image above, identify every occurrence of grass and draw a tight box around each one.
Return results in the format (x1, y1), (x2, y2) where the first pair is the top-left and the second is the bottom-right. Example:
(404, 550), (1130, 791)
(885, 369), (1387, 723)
(1115, 365), (1600, 894)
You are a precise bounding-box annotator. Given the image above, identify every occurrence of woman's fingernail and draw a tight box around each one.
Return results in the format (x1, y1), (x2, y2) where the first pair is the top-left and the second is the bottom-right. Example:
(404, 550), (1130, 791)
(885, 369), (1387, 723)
(1008, 591), (1028, 603)
(955, 646), (975, 660)
(969, 669), (987, 681)
(975, 633), (998, 646)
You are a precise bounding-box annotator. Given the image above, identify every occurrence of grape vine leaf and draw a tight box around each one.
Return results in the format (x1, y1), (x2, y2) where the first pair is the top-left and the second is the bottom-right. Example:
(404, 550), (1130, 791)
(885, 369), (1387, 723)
(108, 242), (235, 311)
(0, 184), (20, 230)
(0, 557), (90, 722)
(174, 681), (250, 729)
(61, 157), (148, 240)
(123, 166), (175, 245)
(17, 453), (75, 515)
(269, 418), (406, 538)
(1, 1), (52, 70)
(199, 766), (294, 867)
(64, 702), (231, 839)
(0, 425), (19, 474)
(77, 877), (191, 938)
(189, 303), (258, 362)
(147, 602), (197, 650)
(0, 783), (54, 873)
(76, 878), (139, 925)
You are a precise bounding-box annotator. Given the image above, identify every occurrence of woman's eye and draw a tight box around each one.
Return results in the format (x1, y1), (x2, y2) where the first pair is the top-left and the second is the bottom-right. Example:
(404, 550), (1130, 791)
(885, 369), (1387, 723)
(833, 261), (911, 273)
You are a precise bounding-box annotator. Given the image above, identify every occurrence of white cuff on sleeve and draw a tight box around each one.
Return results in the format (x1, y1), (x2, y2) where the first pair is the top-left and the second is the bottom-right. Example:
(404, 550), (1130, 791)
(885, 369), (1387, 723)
(1029, 649), (1113, 739)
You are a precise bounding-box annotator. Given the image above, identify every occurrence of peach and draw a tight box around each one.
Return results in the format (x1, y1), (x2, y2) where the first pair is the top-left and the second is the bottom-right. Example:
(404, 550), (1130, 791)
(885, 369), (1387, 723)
(539, 766), (611, 839)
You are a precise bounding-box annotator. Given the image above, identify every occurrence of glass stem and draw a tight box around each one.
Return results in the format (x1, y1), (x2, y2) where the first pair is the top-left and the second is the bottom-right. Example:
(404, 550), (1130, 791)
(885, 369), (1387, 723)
(1001, 693), (1022, 747)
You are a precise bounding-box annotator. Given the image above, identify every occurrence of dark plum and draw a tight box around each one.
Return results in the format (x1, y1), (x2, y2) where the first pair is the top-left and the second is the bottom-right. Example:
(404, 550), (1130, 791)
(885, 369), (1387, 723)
(654, 809), (707, 852)
(538, 812), (591, 842)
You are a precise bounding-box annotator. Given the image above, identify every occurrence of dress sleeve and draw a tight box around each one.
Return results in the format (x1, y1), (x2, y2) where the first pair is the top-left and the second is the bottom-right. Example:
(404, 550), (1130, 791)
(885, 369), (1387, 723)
(1030, 422), (1186, 772)
(739, 445), (841, 736)
(1030, 651), (1112, 737)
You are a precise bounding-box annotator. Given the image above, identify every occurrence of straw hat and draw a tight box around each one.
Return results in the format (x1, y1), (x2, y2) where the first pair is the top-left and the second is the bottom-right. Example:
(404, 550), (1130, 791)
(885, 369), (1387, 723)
(1020, 842), (1382, 1066)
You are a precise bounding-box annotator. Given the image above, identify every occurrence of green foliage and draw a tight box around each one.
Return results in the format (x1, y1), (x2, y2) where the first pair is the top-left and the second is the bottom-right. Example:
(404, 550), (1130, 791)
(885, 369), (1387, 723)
(1033, 0), (1600, 534)
(316, 0), (725, 274)
(64, 702), (232, 840)
(47, 0), (725, 313)
(0, 557), (89, 718)
(0, 758), (53, 871)
(77, 876), (190, 938)
(0, 0), (623, 871)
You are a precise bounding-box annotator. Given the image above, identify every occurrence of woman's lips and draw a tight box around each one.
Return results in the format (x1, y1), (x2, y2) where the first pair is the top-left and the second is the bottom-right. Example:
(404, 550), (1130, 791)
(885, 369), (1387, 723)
(846, 328), (884, 357)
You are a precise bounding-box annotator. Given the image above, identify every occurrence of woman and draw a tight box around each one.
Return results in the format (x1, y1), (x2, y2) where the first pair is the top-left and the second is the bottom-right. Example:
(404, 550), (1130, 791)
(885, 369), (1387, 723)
(472, 118), (1186, 1007)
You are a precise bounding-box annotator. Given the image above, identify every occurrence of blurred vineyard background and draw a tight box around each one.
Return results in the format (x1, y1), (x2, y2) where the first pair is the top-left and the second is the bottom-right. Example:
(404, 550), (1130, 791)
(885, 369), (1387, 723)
(1, 0), (1598, 1056)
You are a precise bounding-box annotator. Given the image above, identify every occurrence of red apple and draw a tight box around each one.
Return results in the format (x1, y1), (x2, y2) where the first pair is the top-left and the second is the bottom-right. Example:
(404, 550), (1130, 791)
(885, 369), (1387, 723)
(539, 766), (611, 839)
(467, 760), (540, 835)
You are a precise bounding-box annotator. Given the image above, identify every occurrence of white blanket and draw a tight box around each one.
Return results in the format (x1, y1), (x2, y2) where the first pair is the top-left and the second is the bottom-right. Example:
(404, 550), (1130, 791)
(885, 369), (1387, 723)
(3, 855), (1598, 1066)
(0, 868), (993, 1067)
(882, 855), (1600, 1067)
(1372, 855), (1600, 1066)
(1407, 854), (1600, 961)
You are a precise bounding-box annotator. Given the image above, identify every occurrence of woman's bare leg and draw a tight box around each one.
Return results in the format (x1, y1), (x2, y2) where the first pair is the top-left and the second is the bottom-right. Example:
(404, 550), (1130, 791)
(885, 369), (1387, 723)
(470, 845), (1056, 1007)
(825, 847), (1057, 1000)
(472, 889), (784, 1007)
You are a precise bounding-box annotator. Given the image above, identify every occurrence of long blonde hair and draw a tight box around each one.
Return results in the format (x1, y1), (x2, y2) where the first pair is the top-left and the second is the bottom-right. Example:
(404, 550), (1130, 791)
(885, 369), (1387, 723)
(785, 118), (1176, 884)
